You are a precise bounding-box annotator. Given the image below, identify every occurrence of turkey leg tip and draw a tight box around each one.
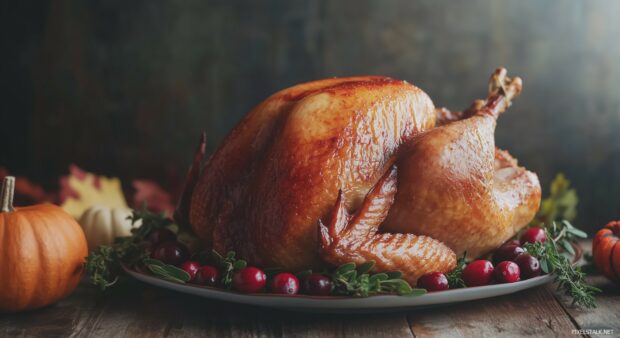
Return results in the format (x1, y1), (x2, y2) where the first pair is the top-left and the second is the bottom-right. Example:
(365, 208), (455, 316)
(489, 68), (522, 100)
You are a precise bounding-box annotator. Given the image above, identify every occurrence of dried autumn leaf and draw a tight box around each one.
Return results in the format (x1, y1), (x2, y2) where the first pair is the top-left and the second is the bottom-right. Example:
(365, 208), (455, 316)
(132, 180), (175, 217)
(0, 167), (56, 204)
(530, 173), (578, 227)
(60, 164), (128, 218)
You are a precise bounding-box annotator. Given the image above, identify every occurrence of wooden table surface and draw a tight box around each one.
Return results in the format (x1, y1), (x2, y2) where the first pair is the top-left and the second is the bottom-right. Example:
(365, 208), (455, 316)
(1, 243), (618, 338)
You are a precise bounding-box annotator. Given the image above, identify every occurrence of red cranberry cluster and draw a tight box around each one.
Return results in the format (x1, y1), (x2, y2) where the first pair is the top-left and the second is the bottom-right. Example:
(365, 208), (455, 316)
(147, 228), (332, 295)
(418, 227), (546, 291)
(186, 266), (332, 295)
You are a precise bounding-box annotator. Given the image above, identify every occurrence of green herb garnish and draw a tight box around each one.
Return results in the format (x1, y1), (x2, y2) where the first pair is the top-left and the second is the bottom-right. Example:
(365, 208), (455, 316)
(446, 252), (467, 289)
(85, 235), (149, 290)
(84, 207), (420, 298)
(85, 206), (177, 290)
(329, 261), (426, 297)
(128, 205), (176, 240)
(521, 174), (600, 308)
(211, 250), (247, 289)
(143, 258), (191, 283)
(523, 225), (600, 308)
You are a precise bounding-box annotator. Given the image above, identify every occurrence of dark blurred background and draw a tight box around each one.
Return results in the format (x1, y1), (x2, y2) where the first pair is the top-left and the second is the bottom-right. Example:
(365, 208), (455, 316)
(1, 0), (619, 233)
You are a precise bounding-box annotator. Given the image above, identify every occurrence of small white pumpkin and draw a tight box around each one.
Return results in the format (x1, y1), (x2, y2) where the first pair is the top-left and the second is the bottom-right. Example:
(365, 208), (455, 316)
(79, 205), (136, 250)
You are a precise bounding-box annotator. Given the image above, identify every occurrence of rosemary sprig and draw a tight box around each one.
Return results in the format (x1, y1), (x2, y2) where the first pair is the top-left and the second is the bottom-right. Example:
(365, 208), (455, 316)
(523, 227), (600, 308)
(522, 174), (600, 308)
(446, 252), (467, 289)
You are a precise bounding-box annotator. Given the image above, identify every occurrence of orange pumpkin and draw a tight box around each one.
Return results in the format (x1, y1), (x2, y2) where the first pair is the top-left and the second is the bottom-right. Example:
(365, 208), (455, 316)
(592, 221), (620, 283)
(0, 176), (88, 313)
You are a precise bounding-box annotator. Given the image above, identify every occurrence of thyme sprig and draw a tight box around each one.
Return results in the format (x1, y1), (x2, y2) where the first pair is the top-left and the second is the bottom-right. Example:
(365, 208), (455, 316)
(85, 236), (148, 290)
(523, 226), (600, 308)
(445, 252), (467, 289)
(521, 174), (600, 308)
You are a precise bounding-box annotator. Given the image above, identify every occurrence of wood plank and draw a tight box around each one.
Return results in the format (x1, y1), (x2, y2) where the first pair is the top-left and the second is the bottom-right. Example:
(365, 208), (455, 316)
(406, 285), (580, 337)
(1, 278), (413, 338)
(163, 299), (285, 338)
(277, 313), (413, 338)
(165, 305), (414, 338)
(0, 277), (589, 338)
(162, 289), (414, 338)
(544, 240), (620, 337)
(72, 282), (173, 338)
(554, 274), (619, 338)
(0, 279), (99, 338)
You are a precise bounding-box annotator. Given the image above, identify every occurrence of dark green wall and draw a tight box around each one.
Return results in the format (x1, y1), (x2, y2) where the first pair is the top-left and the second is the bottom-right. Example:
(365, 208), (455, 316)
(2, 0), (620, 232)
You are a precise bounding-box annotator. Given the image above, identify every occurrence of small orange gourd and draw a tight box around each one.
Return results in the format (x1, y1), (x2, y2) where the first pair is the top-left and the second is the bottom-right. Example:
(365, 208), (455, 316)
(592, 221), (620, 283)
(0, 176), (88, 313)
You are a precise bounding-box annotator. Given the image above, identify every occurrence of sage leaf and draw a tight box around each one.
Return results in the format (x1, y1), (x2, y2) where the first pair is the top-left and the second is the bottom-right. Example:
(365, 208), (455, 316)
(233, 260), (247, 270)
(394, 279), (413, 295)
(336, 262), (356, 275)
(561, 240), (575, 255)
(358, 261), (375, 275)
(540, 258), (550, 273)
(146, 264), (191, 282)
(369, 273), (388, 284)
(385, 271), (402, 279)
(143, 258), (165, 267)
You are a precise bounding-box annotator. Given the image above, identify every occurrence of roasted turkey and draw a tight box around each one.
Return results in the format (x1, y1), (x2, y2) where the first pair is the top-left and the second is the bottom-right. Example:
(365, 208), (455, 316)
(178, 68), (541, 284)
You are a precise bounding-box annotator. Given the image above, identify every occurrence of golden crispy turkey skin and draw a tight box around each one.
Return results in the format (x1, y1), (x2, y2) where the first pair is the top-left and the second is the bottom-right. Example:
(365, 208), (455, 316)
(189, 76), (437, 271)
(185, 69), (541, 284)
(384, 69), (541, 260)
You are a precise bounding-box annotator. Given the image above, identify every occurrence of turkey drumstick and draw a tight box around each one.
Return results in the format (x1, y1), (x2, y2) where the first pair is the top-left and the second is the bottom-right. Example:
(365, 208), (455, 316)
(384, 68), (541, 259)
(435, 67), (522, 124)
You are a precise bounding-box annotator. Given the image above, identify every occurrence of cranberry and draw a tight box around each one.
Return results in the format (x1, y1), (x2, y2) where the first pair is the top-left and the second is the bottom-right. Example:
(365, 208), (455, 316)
(147, 228), (177, 245)
(302, 273), (332, 296)
(495, 261), (520, 283)
(462, 260), (495, 287)
(502, 239), (521, 247)
(151, 241), (189, 266)
(270, 273), (300, 295)
(520, 227), (547, 244)
(233, 267), (266, 293)
(514, 254), (542, 279)
(194, 265), (221, 286)
(492, 245), (525, 265)
(417, 272), (449, 292)
(180, 261), (201, 281)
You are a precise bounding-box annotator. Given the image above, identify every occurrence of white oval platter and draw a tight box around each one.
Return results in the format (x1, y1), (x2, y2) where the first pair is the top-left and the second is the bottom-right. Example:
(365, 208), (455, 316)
(124, 267), (554, 313)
